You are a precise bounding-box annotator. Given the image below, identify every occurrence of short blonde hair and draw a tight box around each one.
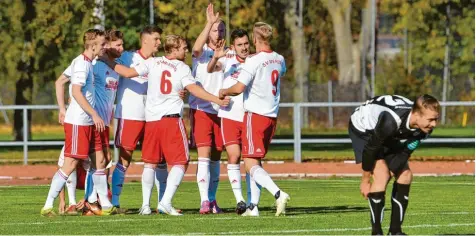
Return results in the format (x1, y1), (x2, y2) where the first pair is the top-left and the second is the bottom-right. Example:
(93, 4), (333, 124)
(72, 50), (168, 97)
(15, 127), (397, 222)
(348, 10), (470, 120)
(164, 35), (186, 54)
(83, 28), (105, 49)
(253, 22), (273, 42)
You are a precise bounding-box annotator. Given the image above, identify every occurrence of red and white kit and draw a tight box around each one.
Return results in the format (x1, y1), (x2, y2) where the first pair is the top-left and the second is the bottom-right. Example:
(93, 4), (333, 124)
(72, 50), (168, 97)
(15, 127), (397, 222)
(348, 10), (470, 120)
(217, 51), (245, 147)
(236, 50), (286, 158)
(114, 51), (150, 151)
(189, 44), (224, 150)
(63, 54), (96, 159)
(134, 56), (195, 165)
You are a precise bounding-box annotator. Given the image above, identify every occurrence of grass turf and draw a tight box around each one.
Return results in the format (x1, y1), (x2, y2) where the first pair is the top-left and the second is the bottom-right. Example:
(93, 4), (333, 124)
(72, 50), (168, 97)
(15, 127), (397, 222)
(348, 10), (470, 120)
(0, 176), (473, 234)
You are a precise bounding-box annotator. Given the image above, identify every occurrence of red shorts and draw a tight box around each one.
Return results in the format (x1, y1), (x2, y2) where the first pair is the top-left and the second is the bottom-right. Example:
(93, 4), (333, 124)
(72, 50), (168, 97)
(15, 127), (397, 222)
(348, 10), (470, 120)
(76, 163), (87, 190)
(115, 118), (145, 151)
(92, 126), (109, 151)
(142, 118), (189, 165)
(189, 109), (223, 151)
(241, 112), (277, 159)
(221, 118), (243, 147)
(64, 123), (93, 160)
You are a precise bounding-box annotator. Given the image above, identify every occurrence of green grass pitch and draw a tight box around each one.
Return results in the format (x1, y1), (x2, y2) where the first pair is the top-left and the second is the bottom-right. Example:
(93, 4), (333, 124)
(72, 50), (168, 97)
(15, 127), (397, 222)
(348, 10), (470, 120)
(0, 176), (474, 234)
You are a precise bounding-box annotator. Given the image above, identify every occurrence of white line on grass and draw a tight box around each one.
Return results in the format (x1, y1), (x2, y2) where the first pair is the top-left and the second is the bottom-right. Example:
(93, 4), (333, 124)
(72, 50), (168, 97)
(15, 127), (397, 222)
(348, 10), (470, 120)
(209, 223), (475, 235)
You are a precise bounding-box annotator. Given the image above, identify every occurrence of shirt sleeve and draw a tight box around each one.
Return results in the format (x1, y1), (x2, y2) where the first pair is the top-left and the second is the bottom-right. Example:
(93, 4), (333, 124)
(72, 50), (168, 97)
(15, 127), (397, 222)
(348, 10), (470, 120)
(280, 57), (287, 77)
(180, 66), (196, 88)
(133, 59), (152, 77)
(218, 57), (227, 72)
(63, 65), (72, 78)
(361, 111), (399, 171)
(70, 60), (88, 86)
(236, 57), (258, 86)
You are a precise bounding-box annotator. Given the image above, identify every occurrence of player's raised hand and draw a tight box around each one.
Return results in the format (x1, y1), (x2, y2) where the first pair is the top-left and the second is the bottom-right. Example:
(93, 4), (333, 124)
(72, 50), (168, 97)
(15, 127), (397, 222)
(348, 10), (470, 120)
(213, 39), (229, 59)
(58, 108), (66, 125)
(92, 114), (105, 132)
(206, 3), (220, 24)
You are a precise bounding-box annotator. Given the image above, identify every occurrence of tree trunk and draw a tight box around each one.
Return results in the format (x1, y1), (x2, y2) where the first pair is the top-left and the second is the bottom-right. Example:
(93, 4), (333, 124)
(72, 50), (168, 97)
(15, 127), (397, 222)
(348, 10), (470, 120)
(284, 0), (310, 128)
(14, 0), (35, 141)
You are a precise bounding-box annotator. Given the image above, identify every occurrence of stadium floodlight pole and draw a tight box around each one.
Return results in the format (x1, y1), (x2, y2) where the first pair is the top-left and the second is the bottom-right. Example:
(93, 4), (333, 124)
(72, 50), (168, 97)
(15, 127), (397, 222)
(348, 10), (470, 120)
(370, 0), (376, 97)
(149, 0), (154, 25)
(226, 0), (230, 44)
(93, 0), (105, 30)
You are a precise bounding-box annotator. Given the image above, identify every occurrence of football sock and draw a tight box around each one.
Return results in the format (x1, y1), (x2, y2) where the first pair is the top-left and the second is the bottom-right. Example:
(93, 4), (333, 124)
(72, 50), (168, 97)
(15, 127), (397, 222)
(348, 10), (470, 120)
(368, 191), (386, 235)
(196, 157), (210, 203)
(141, 165), (155, 207)
(93, 168), (112, 209)
(66, 169), (77, 206)
(208, 160), (220, 201)
(249, 165), (279, 198)
(155, 163), (168, 202)
(111, 163), (127, 207)
(389, 182), (411, 234)
(160, 165), (185, 208)
(44, 169), (68, 209)
(227, 164), (245, 203)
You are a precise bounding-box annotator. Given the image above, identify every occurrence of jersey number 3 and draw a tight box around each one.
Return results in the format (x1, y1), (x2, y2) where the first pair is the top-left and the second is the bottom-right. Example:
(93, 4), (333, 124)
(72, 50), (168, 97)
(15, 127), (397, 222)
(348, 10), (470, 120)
(271, 70), (279, 96)
(160, 70), (172, 94)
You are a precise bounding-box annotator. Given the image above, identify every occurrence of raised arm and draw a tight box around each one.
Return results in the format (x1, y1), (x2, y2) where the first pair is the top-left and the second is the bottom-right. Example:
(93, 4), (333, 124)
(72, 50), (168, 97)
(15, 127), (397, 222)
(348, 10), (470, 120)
(192, 3), (220, 57)
(207, 39), (228, 73)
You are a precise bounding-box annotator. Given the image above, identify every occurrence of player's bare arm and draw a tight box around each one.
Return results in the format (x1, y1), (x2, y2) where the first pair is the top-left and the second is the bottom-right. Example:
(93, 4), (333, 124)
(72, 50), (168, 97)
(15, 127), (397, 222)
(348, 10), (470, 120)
(71, 84), (105, 132)
(219, 82), (246, 99)
(192, 3), (220, 57)
(55, 74), (70, 125)
(206, 39), (229, 73)
(186, 83), (230, 107)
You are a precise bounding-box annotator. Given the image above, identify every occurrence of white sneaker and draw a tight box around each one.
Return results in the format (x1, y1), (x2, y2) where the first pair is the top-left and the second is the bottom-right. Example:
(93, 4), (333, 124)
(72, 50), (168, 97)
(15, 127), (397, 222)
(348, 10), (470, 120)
(275, 191), (290, 216)
(241, 205), (259, 217)
(157, 203), (183, 216)
(138, 205), (152, 215)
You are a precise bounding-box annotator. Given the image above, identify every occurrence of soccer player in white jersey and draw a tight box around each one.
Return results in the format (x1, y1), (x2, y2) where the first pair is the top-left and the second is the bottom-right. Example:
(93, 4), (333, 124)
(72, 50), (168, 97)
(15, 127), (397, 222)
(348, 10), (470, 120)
(41, 29), (115, 216)
(207, 29), (261, 215)
(219, 22), (290, 217)
(54, 30), (124, 215)
(111, 26), (174, 213)
(101, 34), (230, 215)
(190, 3), (226, 214)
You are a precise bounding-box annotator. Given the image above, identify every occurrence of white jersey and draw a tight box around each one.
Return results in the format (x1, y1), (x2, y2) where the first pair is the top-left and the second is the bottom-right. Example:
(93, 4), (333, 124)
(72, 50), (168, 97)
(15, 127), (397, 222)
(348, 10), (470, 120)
(134, 56), (196, 122)
(114, 50), (150, 121)
(217, 51), (245, 122)
(188, 44), (224, 114)
(237, 51), (286, 118)
(93, 60), (119, 126)
(64, 54), (95, 125)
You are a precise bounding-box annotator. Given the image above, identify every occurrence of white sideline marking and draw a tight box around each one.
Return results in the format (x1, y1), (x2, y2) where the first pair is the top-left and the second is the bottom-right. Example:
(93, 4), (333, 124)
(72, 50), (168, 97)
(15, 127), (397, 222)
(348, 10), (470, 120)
(212, 223), (475, 234)
(0, 176), (13, 180)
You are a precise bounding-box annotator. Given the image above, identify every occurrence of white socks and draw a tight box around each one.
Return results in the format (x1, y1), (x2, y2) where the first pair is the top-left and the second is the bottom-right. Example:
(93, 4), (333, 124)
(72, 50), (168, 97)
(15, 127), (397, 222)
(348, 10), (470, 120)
(227, 164), (244, 203)
(93, 169), (112, 209)
(141, 165), (155, 207)
(160, 165), (185, 208)
(155, 163), (168, 202)
(208, 160), (220, 201)
(111, 163), (127, 207)
(44, 169), (68, 209)
(66, 170), (77, 206)
(85, 169), (98, 203)
(196, 157), (210, 203)
(250, 165), (279, 198)
(246, 172), (262, 205)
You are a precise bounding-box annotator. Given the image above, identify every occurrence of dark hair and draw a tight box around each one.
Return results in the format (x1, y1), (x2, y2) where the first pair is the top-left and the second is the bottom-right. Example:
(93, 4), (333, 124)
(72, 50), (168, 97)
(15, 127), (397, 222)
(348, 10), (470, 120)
(105, 29), (123, 42)
(230, 28), (249, 44)
(140, 25), (163, 40)
(412, 94), (440, 113)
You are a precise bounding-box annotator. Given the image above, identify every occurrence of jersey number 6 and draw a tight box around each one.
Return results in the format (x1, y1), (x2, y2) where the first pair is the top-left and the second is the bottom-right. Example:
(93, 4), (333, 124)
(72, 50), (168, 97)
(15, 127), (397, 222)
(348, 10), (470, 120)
(160, 70), (172, 94)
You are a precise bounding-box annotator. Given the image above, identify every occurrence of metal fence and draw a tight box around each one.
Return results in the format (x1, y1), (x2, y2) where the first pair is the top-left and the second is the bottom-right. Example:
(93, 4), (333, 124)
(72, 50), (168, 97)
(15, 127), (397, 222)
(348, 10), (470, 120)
(0, 101), (474, 164)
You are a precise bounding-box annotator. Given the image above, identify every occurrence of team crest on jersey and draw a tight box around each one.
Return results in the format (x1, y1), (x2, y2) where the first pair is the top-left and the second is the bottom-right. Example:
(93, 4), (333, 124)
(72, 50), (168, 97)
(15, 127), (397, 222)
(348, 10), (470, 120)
(105, 78), (118, 90)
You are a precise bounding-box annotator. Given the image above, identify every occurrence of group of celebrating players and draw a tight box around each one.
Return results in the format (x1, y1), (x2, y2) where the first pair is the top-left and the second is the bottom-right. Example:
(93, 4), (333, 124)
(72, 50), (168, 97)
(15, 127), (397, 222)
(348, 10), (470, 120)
(40, 3), (441, 235)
